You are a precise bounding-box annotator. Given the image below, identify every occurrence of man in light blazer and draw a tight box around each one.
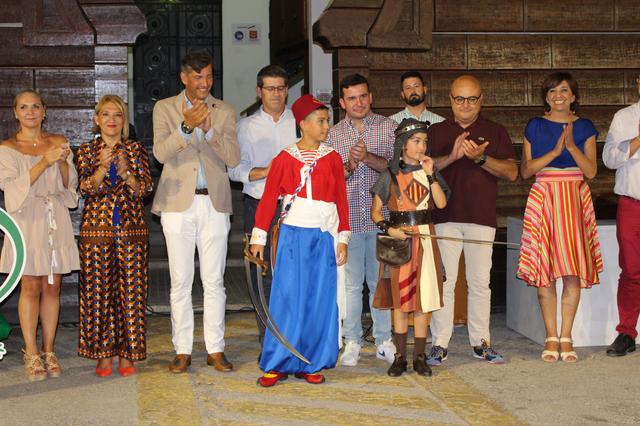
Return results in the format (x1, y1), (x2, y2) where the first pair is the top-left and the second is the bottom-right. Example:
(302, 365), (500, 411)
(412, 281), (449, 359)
(152, 50), (240, 373)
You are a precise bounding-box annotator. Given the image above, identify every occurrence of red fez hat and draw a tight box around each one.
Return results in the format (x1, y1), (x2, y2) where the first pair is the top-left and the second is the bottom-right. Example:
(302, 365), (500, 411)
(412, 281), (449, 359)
(292, 94), (326, 124)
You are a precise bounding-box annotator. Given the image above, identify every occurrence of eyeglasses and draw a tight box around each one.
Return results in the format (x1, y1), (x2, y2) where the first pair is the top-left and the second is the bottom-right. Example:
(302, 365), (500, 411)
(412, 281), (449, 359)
(261, 86), (287, 93)
(450, 94), (482, 105)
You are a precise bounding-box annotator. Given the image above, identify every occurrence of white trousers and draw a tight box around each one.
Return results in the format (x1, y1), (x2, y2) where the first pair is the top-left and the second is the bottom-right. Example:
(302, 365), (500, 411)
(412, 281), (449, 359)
(161, 195), (230, 354)
(430, 222), (496, 348)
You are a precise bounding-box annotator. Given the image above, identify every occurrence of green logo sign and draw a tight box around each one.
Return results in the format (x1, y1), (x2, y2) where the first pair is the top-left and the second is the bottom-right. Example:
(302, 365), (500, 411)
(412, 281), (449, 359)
(0, 207), (26, 304)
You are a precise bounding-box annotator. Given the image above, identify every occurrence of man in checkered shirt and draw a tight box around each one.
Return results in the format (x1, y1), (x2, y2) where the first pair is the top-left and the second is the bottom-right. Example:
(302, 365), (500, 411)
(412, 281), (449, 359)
(326, 73), (398, 367)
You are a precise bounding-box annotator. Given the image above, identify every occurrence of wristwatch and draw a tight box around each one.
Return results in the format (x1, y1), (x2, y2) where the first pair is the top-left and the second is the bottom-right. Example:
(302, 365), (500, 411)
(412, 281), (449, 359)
(475, 154), (488, 166)
(181, 121), (194, 134)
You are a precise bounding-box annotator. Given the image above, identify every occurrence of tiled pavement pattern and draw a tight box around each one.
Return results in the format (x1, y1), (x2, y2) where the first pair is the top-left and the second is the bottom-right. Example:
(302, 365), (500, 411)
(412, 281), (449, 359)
(137, 314), (519, 425)
(3, 309), (640, 425)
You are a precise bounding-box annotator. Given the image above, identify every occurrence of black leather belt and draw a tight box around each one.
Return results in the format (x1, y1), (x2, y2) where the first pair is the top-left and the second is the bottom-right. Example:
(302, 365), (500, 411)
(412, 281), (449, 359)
(195, 188), (209, 195)
(389, 210), (432, 227)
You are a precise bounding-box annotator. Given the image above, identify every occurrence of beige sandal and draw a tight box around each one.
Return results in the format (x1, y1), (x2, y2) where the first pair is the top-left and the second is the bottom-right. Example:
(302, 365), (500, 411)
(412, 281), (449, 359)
(560, 337), (578, 362)
(541, 337), (559, 362)
(42, 352), (62, 378)
(23, 350), (47, 381)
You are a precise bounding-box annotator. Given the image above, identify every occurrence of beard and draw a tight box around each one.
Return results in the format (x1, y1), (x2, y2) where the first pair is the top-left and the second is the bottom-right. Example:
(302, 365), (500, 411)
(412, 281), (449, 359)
(405, 93), (425, 107)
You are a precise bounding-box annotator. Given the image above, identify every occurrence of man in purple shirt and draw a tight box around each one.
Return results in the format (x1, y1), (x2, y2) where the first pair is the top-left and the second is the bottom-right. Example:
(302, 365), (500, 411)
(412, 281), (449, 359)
(427, 75), (518, 366)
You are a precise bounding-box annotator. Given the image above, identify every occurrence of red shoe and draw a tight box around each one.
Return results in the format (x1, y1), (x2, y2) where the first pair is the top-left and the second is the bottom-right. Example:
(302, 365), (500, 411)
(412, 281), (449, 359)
(118, 358), (136, 377)
(294, 372), (325, 384)
(95, 360), (113, 377)
(257, 371), (288, 387)
(118, 366), (136, 377)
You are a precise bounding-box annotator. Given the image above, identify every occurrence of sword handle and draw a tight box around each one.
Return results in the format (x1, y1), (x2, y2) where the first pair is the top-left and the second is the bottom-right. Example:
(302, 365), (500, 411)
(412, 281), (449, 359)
(243, 234), (269, 276)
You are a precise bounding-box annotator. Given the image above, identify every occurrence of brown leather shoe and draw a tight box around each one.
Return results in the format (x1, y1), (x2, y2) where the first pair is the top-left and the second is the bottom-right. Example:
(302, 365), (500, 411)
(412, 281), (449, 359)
(207, 352), (233, 372)
(169, 354), (191, 373)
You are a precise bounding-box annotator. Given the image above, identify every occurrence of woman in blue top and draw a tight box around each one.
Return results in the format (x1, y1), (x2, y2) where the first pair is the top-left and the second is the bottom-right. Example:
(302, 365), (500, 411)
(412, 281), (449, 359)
(518, 72), (603, 363)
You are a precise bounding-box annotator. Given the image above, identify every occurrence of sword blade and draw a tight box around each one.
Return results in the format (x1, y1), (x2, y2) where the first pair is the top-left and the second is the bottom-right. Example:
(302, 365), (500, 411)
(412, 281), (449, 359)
(243, 236), (311, 365)
(243, 257), (268, 328)
(256, 261), (311, 365)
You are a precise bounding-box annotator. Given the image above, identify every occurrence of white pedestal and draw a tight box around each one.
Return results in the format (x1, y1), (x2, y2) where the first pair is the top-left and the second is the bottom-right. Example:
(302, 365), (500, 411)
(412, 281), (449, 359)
(506, 217), (640, 347)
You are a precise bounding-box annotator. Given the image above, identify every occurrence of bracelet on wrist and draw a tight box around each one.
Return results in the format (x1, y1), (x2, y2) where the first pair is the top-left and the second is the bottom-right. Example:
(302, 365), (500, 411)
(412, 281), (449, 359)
(376, 220), (391, 233)
(427, 173), (438, 185)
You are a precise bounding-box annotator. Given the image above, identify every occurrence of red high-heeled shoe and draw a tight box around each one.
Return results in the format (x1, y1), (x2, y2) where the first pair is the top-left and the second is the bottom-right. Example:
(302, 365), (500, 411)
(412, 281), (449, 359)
(95, 359), (113, 377)
(118, 357), (136, 377)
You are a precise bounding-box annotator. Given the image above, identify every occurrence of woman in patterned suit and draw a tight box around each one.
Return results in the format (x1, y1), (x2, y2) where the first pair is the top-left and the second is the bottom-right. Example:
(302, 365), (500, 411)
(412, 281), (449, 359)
(76, 95), (152, 376)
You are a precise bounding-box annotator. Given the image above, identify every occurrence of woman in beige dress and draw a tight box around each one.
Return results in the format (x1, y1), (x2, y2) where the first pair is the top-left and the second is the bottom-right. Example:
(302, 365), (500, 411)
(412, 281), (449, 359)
(0, 89), (80, 381)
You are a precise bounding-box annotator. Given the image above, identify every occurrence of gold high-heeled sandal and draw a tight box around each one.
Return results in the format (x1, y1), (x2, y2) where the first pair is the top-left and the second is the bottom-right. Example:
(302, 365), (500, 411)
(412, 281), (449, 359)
(23, 350), (47, 381)
(41, 352), (62, 378)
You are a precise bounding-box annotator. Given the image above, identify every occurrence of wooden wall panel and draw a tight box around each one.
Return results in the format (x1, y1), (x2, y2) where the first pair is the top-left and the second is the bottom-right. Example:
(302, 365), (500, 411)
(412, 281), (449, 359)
(431, 71), (529, 107)
(329, 0), (384, 7)
(524, 0), (614, 31)
(0, 108), (18, 139)
(35, 69), (95, 107)
(468, 35), (551, 69)
(368, 0), (433, 50)
(95, 46), (129, 64)
(82, 5), (147, 44)
(368, 71), (404, 109)
(528, 70), (626, 107)
(0, 1), (21, 21)
(553, 35), (640, 68)
(0, 29), (94, 67)
(95, 64), (128, 102)
(313, 9), (378, 48)
(0, 69), (33, 106)
(616, 0), (640, 31)
(367, 35), (467, 70)
(434, 0), (523, 31)
(44, 109), (95, 147)
(335, 49), (368, 68)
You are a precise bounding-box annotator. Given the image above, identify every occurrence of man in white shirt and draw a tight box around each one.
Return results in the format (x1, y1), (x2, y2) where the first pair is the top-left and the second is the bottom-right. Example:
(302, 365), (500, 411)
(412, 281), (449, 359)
(603, 74), (640, 357)
(228, 65), (297, 347)
(389, 70), (445, 126)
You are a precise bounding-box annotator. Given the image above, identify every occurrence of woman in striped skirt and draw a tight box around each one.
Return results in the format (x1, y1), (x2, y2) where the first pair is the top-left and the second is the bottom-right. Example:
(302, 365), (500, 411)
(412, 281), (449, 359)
(518, 72), (603, 363)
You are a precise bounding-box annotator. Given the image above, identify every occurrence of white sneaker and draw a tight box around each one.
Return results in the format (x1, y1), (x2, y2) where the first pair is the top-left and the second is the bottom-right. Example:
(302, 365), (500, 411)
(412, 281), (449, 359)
(376, 339), (396, 364)
(340, 341), (361, 366)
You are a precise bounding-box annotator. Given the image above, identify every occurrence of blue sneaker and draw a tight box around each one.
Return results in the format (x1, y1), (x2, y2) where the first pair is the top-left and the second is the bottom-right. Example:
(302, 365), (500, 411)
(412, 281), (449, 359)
(426, 345), (448, 366)
(472, 339), (505, 364)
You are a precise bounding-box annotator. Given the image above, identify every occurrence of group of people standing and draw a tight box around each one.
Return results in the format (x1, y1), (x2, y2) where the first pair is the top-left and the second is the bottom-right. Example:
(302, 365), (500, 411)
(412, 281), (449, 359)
(0, 50), (637, 385)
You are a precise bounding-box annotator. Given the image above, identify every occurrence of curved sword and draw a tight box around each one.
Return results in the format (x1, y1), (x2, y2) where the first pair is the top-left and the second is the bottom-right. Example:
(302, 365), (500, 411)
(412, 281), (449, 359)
(243, 235), (311, 365)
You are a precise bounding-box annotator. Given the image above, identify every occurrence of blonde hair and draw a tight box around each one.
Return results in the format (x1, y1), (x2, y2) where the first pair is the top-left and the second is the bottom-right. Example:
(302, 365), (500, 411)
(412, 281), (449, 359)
(13, 89), (46, 136)
(94, 94), (130, 140)
(13, 89), (44, 109)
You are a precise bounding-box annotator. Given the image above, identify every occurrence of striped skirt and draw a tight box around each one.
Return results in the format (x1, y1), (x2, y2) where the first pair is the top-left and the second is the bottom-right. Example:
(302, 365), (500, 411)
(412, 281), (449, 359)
(517, 168), (603, 288)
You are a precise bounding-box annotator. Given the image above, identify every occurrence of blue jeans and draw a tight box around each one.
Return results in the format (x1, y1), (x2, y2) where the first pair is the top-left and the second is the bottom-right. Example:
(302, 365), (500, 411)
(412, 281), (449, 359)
(342, 231), (392, 346)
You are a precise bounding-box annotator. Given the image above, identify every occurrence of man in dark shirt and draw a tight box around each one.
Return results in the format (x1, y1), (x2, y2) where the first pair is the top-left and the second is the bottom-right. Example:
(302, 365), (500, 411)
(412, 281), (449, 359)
(426, 75), (518, 365)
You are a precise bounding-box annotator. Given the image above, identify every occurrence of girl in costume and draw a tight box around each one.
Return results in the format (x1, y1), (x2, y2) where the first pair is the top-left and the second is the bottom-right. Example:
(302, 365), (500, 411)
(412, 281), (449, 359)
(250, 94), (350, 387)
(518, 72), (602, 363)
(371, 118), (448, 377)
